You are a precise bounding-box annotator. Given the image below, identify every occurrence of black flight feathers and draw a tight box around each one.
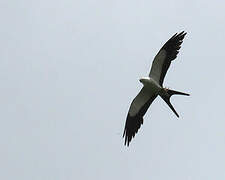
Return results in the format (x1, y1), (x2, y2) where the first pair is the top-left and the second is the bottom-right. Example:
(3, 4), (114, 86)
(123, 94), (157, 146)
(162, 31), (186, 61)
(159, 31), (187, 86)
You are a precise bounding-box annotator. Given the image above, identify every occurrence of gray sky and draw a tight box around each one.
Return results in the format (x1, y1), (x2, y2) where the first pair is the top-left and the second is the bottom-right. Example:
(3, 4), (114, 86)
(1, 0), (225, 179)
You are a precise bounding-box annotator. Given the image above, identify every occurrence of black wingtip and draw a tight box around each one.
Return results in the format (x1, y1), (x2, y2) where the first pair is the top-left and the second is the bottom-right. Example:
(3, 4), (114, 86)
(123, 113), (144, 147)
(124, 134), (131, 147)
(178, 31), (187, 36)
(169, 31), (187, 44)
(123, 129), (129, 146)
(179, 32), (187, 40)
(171, 31), (187, 39)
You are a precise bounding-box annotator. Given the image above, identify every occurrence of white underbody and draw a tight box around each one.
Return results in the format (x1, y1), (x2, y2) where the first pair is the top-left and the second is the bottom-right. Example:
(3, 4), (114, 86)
(140, 77), (162, 93)
(128, 77), (163, 117)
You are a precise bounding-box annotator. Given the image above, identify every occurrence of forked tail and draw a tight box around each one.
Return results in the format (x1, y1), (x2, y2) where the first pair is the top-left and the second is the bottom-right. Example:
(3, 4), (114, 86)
(160, 89), (190, 118)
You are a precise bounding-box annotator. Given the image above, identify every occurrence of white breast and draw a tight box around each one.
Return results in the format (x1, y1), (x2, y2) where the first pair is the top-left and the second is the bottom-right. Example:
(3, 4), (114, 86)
(144, 78), (161, 92)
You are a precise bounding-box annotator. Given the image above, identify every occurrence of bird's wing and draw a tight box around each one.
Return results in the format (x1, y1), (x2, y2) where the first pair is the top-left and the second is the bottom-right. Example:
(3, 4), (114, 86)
(123, 87), (157, 146)
(149, 31), (186, 86)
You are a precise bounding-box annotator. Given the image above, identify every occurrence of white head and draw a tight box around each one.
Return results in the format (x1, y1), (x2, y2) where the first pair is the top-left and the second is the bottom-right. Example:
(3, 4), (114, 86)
(139, 76), (150, 84)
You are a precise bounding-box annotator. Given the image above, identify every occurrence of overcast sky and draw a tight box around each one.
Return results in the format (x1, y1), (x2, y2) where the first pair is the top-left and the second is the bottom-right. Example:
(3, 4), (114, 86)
(1, 0), (225, 180)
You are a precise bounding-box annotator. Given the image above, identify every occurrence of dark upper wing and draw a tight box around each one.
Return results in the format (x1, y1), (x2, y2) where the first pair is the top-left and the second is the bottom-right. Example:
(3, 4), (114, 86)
(123, 87), (157, 146)
(149, 31), (186, 86)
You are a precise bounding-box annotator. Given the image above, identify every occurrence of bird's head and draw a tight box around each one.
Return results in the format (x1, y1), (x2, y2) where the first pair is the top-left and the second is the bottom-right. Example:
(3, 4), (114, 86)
(139, 77), (150, 84)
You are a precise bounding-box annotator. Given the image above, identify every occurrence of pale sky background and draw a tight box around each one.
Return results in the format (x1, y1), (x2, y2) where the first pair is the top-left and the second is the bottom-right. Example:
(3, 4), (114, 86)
(1, 0), (225, 180)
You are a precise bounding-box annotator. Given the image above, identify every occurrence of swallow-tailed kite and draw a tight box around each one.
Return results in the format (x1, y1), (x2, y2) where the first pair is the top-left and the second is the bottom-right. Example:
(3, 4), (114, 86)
(123, 31), (189, 146)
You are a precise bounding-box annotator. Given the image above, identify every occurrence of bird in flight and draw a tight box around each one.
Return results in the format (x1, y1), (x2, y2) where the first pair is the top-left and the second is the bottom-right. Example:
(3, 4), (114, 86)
(123, 31), (189, 146)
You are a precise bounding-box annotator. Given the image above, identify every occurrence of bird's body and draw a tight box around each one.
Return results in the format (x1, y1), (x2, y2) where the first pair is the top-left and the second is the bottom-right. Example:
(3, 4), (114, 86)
(140, 77), (161, 92)
(127, 77), (160, 117)
(123, 31), (189, 146)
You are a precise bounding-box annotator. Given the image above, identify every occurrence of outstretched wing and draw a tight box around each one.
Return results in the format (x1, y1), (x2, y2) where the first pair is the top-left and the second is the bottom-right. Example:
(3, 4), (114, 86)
(123, 87), (157, 146)
(149, 31), (186, 86)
